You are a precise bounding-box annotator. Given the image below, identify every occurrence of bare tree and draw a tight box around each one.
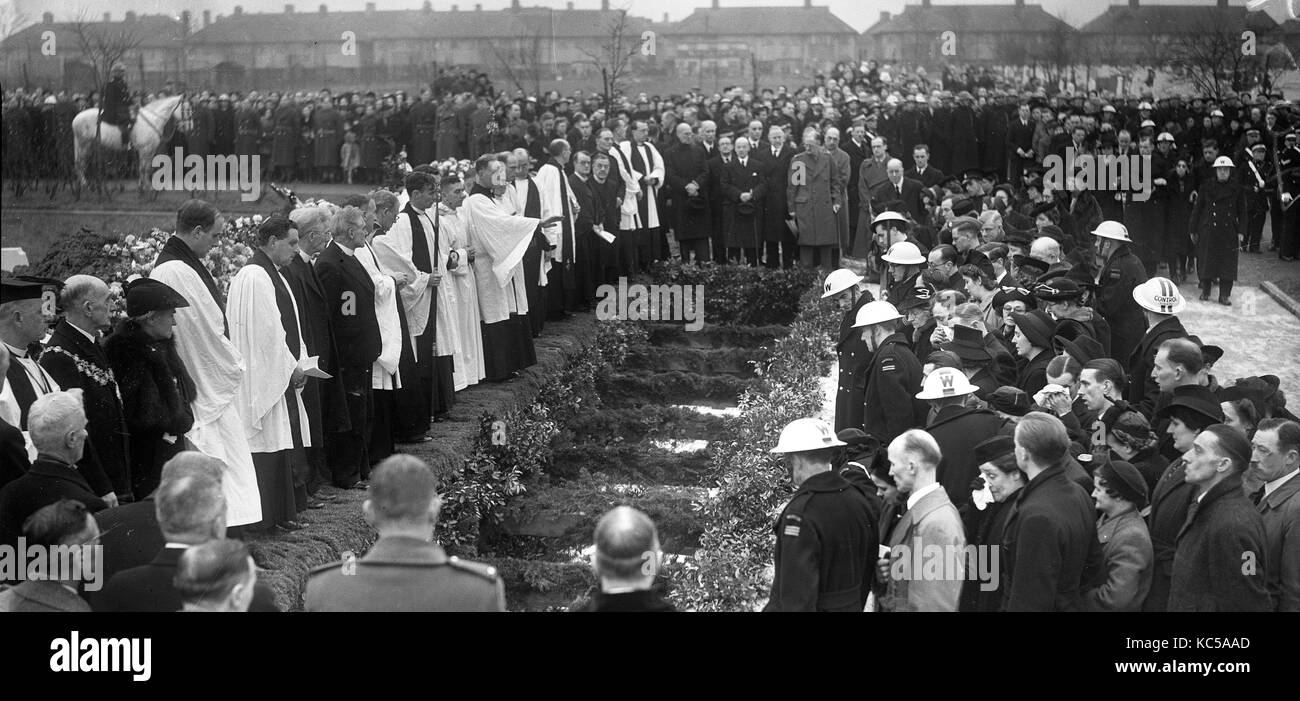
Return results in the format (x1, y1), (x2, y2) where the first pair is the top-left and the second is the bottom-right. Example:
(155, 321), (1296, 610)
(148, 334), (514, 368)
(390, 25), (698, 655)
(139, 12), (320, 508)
(576, 8), (643, 112)
(1163, 12), (1262, 101)
(69, 9), (144, 196)
(491, 25), (546, 98)
(0, 1), (31, 40)
(749, 51), (760, 96)
(69, 10), (144, 94)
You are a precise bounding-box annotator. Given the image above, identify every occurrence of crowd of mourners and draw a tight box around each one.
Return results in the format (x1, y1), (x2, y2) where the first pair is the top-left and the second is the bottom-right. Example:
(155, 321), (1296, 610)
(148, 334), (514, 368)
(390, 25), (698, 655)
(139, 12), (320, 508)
(0, 58), (1297, 612)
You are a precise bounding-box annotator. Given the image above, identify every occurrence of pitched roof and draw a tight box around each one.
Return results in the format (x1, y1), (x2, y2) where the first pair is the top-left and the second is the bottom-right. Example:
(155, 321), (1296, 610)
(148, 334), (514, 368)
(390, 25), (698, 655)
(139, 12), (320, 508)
(673, 7), (857, 36)
(1079, 5), (1277, 35)
(187, 7), (654, 45)
(865, 4), (1072, 35)
(1, 15), (184, 52)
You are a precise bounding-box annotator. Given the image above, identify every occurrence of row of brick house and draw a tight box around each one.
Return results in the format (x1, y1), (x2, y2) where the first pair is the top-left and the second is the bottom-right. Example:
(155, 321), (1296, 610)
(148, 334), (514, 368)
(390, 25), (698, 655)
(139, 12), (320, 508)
(2, 1), (1298, 95)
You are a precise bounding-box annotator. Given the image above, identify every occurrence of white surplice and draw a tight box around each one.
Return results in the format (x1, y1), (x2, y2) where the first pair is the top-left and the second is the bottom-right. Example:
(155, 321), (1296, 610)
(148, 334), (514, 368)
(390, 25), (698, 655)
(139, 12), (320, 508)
(227, 263), (311, 454)
(440, 204), (485, 390)
(534, 162), (580, 276)
(618, 139), (665, 228)
(462, 190), (538, 324)
(372, 206), (435, 341)
(150, 259), (262, 527)
(353, 243), (404, 391)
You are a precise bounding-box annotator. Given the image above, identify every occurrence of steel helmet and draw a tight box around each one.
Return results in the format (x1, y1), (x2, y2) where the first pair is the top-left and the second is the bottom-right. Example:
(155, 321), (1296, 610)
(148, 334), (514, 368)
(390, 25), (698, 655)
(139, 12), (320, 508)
(822, 268), (865, 298)
(770, 418), (848, 454)
(1212, 156), (1235, 168)
(852, 300), (902, 328)
(1132, 276), (1185, 315)
(881, 241), (925, 265)
(871, 210), (910, 231)
(1091, 220), (1132, 242)
(916, 367), (977, 400)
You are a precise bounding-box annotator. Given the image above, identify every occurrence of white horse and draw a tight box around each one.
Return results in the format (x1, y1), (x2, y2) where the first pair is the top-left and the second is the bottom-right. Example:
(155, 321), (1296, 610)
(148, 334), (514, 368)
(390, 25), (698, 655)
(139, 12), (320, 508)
(72, 95), (188, 192)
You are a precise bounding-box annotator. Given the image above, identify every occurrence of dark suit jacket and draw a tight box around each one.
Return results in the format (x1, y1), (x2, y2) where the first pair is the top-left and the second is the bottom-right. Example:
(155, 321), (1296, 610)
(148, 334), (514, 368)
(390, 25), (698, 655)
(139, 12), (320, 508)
(760, 144), (797, 242)
(0, 455), (108, 551)
(314, 241), (381, 370)
(720, 157), (766, 248)
(284, 252), (351, 434)
(5, 354), (113, 497)
(94, 498), (164, 583)
(1125, 315), (1186, 417)
(1001, 462), (1101, 611)
(0, 415), (29, 490)
(905, 165), (946, 189)
(1168, 474), (1271, 612)
(928, 405), (1012, 507)
(871, 176), (927, 225)
(664, 140), (712, 239)
(40, 320), (131, 496)
(94, 545), (279, 612)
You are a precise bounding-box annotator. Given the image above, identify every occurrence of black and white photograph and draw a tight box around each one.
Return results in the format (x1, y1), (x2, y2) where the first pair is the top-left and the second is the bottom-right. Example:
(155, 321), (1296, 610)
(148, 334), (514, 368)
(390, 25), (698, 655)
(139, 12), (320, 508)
(0, 0), (1295, 681)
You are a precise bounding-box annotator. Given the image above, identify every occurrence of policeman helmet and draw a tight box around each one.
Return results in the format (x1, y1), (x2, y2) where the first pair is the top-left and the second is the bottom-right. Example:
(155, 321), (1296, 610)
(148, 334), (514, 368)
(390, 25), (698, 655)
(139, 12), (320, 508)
(821, 268), (865, 299)
(881, 241), (925, 265)
(916, 367), (977, 400)
(770, 418), (847, 454)
(1090, 220), (1132, 243)
(1131, 277), (1185, 315)
(851, 300), (902, 328)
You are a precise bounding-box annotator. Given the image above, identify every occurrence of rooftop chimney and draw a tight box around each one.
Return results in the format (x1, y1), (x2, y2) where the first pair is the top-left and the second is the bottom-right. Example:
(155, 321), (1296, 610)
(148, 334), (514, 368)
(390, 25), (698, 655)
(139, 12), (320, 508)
(1015, 0), (1024, 6)
(511, 0), (520, 10)
(320, 4), (328, 13)
(566, 2), (574, 9)
(42, 12), (53, 25)
(285, 4), (295, 13)
(601, 0), (609, 10)
(475, 3), (482, 10)
(1217, 0), (1228, 6)
(804, 0), (812, 8)
(451, 4), (458, 10)
(423, 1), (432, 12)
(125, 11), (136, 22)
(203, 9), (212, 27)
(103, 12), (111, 22)
(921, 0), (930, 7)
(663, 12), (668, 22)
(181, 10), (191, 34)
(234, 5), (244, 16)
(879, 11), (889, 23)
(712, 0), (719, 8)
(1129, 0), (1138, 8)
(365, 2), (376, 12)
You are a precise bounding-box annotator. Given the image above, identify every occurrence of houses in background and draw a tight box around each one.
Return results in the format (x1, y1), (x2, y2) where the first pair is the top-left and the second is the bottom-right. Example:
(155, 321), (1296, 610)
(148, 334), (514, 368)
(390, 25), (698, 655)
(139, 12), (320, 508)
(2, 1), (1296, 94)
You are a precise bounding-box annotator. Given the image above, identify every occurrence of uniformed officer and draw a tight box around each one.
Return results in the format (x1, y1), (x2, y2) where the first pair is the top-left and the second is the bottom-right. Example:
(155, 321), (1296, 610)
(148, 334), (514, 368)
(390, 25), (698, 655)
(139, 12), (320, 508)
(764, 418), (879, 612)
(854, 300), (928, 446)
(824, 268), (875, 432)
(1090, 221), (1148, 366)
(305, 455), (505, 612)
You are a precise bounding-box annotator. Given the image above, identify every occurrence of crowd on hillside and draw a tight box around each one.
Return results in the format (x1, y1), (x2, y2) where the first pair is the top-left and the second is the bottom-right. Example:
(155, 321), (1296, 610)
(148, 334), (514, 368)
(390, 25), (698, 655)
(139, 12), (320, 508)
(1, 57), (1297, 612)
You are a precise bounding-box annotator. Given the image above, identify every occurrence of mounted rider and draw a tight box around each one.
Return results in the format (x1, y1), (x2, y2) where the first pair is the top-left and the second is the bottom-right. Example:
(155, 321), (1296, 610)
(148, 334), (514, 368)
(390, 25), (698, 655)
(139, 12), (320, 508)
(102, 63), (133, 147)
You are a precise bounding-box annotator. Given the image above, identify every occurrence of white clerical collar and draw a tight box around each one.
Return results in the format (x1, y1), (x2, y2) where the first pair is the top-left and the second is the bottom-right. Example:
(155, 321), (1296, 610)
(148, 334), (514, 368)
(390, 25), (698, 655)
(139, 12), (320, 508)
(68, 321), (98, 344)
(1265, 469), (1299, 499)
(907, 482), (942, 511)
